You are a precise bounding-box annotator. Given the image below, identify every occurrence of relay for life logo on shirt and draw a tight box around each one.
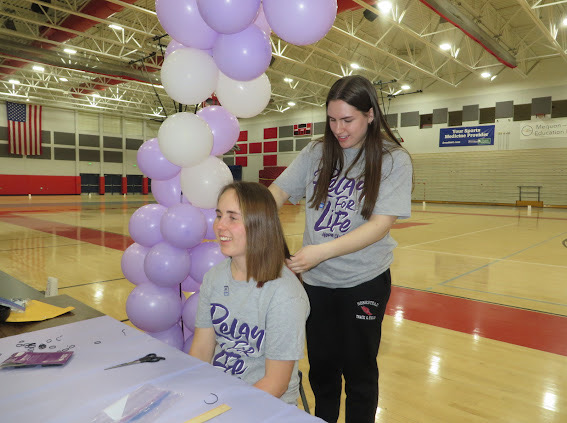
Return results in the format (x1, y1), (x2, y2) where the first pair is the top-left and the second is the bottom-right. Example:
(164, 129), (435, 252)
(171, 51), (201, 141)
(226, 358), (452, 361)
(209, 303), (265, 376)
(312, 169), (364, 238)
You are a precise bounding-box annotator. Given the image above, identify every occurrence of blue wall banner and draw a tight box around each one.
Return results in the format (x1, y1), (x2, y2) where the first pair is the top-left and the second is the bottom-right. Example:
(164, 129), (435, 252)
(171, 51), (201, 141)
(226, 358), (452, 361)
(439, 125), (495, 147)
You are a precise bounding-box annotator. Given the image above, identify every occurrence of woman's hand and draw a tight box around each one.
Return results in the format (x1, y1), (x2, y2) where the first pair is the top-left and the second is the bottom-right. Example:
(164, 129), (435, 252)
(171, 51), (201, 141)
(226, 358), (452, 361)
(285, 244), (328, 274)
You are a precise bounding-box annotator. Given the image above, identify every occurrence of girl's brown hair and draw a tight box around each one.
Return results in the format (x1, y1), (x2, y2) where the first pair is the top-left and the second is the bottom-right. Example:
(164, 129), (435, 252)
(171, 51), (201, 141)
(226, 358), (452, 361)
(309, 75), (406, 220)
(218, 182), (289, 287)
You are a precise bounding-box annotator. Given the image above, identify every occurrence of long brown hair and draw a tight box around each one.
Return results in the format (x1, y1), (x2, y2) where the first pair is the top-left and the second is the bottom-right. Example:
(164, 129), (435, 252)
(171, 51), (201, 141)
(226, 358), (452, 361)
(309, 75), (406, 220)
(218, 182), (289, 287)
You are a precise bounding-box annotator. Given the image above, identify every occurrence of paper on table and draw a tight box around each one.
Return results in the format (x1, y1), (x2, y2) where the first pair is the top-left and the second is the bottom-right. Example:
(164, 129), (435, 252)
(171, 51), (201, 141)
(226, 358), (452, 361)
(6, 299), (74, 322)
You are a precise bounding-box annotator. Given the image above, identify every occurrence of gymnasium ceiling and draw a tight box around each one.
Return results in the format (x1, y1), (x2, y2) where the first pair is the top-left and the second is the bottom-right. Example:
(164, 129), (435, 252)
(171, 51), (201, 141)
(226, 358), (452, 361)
(1, 0), (567, 120)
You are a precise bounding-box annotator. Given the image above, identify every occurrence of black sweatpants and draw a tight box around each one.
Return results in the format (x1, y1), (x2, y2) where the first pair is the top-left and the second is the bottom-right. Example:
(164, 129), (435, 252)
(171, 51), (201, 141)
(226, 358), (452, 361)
(304, 270), (391, 423)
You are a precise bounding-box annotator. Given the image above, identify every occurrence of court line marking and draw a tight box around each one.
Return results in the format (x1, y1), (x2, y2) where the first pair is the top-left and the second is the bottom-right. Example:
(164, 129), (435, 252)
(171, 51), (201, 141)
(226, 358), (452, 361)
(59, 278), (127, 289)
(0, 242), (82, 252)
(435, 231), (567, 307)
(412, 208), (567, 221)
(401, 222), (517, 248)
(432, 284), (567, 309)
(398, 248), (567, 269)
(395, 284), (567, 317)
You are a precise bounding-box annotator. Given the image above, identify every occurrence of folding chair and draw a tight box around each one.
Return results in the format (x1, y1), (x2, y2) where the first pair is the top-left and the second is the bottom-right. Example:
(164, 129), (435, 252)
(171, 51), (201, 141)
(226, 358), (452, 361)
(298, 370), (311, 414)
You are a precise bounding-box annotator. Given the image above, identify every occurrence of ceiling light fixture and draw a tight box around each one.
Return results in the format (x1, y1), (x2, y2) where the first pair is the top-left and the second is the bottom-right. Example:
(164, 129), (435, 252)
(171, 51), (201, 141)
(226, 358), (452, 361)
(377, 1), (392, 13)
(64, 48), (77, 54)
(481, 71), (491, 78)
(401, 84), (411, 90)
(288, 101), (296, 106)
(440, 43), (451, 51)
(563, 17), (567, 26)
(9, 79), (20, 84)
(33, 65), (45, 72)
(283, 77), (293, 83)
(59, 77), (68, 82)
(350, 63), (360, 69)
(109, 24), (123, 30)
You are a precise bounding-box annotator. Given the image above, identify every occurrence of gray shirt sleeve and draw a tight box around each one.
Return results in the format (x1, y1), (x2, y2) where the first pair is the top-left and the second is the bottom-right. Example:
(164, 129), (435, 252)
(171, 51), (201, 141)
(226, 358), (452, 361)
(373, 149), (413, 219)
(273, 142), (318, 204)
(195, 270), (214, 329)
(265, 296), (309, 361)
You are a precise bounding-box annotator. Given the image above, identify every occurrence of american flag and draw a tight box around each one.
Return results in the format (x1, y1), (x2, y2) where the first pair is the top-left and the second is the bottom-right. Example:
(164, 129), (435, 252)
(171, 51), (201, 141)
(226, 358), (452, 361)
(6, 101), (43, 156)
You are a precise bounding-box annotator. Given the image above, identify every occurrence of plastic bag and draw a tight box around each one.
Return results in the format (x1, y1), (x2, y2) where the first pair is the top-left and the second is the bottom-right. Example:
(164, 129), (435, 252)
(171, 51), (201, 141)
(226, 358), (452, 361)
(0, 297), (27, 312)
(91, 384), (181, 423)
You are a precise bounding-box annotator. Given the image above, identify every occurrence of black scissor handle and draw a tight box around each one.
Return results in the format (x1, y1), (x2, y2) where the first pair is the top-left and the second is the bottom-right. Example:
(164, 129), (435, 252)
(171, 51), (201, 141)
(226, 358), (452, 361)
(141, 353), (165, 363)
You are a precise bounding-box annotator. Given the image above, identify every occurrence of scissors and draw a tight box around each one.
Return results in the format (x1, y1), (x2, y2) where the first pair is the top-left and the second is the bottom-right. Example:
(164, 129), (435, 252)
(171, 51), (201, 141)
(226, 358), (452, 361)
(104, 353), (165, 370)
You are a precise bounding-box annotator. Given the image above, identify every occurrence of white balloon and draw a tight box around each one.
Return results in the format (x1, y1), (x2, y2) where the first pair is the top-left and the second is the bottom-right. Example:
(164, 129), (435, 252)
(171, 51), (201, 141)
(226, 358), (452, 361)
(161, 48), (218, 105)
(180, 156), (234, 209)
(215, 72), (271, 118)
(158, 112), (213, 168)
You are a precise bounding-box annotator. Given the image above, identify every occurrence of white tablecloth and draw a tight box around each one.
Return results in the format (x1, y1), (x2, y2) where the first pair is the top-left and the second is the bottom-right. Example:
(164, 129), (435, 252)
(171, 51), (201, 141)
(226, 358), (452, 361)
(0, 316), (321, 422)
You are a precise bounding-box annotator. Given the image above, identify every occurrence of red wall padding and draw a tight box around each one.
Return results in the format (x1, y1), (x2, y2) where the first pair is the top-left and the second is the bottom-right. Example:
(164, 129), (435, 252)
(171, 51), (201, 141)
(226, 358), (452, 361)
(99, 176), (105, 195)
(0, 174), (81, 195)
(142, 177), (149, 195)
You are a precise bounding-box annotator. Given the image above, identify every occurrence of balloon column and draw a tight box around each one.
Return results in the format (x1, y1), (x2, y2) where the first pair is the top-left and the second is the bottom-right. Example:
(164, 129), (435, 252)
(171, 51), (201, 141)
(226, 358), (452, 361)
(121, 0), (337, 352)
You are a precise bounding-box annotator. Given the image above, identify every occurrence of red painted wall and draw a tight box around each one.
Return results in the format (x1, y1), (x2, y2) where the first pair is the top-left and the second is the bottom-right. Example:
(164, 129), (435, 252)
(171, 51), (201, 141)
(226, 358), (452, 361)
(0, 174), (81, 195)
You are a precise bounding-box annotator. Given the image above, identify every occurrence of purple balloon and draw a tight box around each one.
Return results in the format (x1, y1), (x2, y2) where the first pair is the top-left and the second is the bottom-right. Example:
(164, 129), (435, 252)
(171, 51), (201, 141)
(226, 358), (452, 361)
(156, 0), (218, 49)
(199, 208), (217, 240)
(213, 24), (271, 81)
(182, 293), (200, 332)
(253, 4), (271, 36)
(263, 0), (337, 46)
(165, 40), (185, 58)
(161, 203), (207, 249)
(152, 174), (182, 207)
(121, 243), (152, 285)
(197, 0), (261, 35)
(137, 138), (181, 181)
(144, 241), (191, 287)
(147, 324), (184, 350)
(184, 325), (194, 340)
(196, 106), (240, 156)
(181, 274), (202, 292)
(182, 333), (194, 353)
(129, 204), (167, 247)
(126, 283), (182, 332)
(189, 242), (226, 283)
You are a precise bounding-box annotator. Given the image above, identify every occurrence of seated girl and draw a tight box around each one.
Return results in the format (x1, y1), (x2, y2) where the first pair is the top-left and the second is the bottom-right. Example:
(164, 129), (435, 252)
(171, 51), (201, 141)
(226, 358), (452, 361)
(190, 181), (310, 405)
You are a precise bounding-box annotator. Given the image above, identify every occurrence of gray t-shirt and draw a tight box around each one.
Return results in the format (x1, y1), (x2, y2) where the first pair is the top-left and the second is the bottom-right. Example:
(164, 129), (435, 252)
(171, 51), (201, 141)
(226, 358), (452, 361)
(274, 141), (412, 288)
(195, 258), (310, 405)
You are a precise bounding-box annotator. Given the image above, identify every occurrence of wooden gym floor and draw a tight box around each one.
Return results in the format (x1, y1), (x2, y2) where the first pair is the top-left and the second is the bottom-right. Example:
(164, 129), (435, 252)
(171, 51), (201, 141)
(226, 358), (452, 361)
(0, 194), (566, 422)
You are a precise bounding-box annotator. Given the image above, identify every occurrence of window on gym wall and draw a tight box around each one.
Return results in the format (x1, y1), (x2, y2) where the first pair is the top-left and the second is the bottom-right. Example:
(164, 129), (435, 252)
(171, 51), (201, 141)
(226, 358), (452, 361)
(513, 104), (531, 121)
(448, 110), (463, 126)
(551, 100), (567, 118)
(420, 113), (432, 129)
(479, 107), (496, 124)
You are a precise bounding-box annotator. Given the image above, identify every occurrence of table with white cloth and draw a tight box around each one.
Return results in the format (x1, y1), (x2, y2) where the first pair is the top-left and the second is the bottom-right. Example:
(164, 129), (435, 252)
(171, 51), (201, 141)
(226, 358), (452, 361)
(0, 315), (321, 423)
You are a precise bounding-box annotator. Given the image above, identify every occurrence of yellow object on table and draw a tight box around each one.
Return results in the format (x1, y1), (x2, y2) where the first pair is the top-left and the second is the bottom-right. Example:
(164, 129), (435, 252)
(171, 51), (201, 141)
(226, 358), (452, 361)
(6, 300), (75, 322)
(185, 404), (231, 422)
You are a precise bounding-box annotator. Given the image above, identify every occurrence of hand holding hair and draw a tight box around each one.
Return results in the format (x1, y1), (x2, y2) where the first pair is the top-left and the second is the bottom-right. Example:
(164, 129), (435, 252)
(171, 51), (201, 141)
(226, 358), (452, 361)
(285, 244), (328, 274)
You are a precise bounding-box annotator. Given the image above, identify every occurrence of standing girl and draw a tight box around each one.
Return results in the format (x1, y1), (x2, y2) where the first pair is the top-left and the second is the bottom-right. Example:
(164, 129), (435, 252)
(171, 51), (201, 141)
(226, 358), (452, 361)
(190, 182), (310, 405)
(269, 75), (413, 422)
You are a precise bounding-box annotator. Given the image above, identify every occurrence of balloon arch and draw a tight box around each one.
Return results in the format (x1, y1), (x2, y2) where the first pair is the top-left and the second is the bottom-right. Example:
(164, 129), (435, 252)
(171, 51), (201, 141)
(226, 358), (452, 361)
(121, 0), (337, 352)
